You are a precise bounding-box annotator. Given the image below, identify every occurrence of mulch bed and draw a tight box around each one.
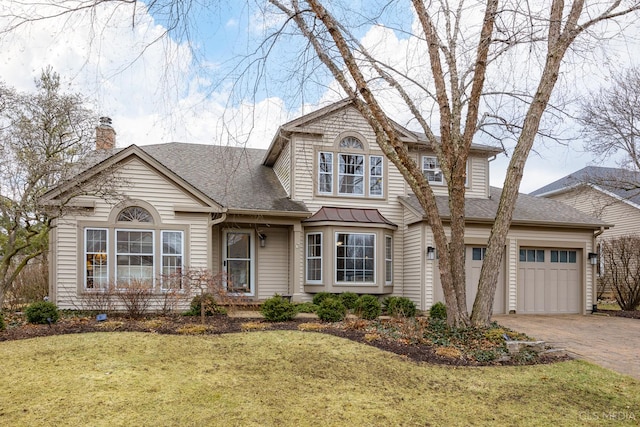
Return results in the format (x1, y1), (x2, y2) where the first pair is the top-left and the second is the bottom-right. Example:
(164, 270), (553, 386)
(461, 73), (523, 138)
(597, 309), (640, 319)
(0, 313), (570, 367)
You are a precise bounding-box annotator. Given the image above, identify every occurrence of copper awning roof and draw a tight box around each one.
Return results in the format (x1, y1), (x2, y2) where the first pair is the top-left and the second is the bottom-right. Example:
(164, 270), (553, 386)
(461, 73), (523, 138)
(303, 207), (396, 227)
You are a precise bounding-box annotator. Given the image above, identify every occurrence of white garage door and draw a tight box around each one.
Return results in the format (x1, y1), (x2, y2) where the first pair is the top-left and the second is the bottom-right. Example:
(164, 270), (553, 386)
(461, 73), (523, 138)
(517, 248), (581, 314)
(433, 246), (505, 314)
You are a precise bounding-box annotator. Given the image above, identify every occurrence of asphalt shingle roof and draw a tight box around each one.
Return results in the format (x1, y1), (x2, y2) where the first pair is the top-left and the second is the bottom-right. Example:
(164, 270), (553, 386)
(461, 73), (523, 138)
(401, 187), (609, 227)
(529, 166), (640, 207)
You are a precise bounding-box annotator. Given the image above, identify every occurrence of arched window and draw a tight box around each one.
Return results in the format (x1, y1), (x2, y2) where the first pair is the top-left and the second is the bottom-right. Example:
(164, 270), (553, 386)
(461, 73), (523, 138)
(339, 136), (364, 150)
(117, 206), (153, 223)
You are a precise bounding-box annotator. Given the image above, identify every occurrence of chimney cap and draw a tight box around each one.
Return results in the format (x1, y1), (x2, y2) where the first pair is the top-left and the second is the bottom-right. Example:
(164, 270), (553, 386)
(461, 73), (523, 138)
(99, 116), (112, 126)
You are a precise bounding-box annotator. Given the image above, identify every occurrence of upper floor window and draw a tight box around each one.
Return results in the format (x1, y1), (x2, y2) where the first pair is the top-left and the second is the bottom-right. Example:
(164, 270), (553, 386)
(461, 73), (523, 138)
(340, 136), (364, 149)
(318, 136), (384, 198)
(422, 156), (443, 185)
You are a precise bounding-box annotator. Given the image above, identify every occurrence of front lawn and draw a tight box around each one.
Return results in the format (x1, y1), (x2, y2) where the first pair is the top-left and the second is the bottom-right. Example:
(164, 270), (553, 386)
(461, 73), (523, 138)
(1, 332), (639, 426)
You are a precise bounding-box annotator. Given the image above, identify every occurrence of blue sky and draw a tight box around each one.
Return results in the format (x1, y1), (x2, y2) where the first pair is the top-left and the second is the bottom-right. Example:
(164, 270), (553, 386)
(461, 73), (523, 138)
(0, 0), (637, 193)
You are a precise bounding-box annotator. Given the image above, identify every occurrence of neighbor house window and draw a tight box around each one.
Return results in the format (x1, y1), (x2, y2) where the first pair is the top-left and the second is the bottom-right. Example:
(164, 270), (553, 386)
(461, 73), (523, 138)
(385, 236), (393, 284)
(85, 228), (109, 289)
(338, 154), (365, 195)
(472, 247), (487, 261)
(551, 250), (577, 263)
(422, 156), (443, 185)
(161, 231), (184, 289)
(318, 152), (333, 194)
(306, 233), (323, 283)
(336, 233), (375, 283)
(370, 155), (383, 197)
(116, 230), (154, 286)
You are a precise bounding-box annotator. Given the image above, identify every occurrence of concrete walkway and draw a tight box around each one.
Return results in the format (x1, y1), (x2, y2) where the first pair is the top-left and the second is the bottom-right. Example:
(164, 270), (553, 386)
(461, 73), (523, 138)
(494, 314), (640, 380)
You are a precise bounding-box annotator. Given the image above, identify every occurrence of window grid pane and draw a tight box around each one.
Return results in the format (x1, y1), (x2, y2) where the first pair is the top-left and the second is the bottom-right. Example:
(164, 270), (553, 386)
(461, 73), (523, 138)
(336, 233), (375, 283)
(86, 228), (109, 289)
(318, 152), (333, 193)
(306, 233), (322, 282)
(385, 236), (392, 284)
(370, 155), (383, 197)
(162, 231), (183, 289)
(338, 154), (364, 195)
(422, 156), (443, 184)
(116, 230), (154, 286)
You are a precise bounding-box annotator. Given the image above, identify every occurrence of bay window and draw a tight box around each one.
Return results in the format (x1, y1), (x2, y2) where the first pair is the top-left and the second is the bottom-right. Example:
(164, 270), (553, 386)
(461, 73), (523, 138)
(336, 232), (375, 283)
(306, 232), (323, 283)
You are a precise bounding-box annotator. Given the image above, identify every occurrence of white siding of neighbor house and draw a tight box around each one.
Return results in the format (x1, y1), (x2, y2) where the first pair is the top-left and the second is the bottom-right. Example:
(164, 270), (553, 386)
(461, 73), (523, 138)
(257, 227), (290, 299)
(549, 188), (640, 240)
(273, 140), (291, 196)
(52, 157), (211, 310)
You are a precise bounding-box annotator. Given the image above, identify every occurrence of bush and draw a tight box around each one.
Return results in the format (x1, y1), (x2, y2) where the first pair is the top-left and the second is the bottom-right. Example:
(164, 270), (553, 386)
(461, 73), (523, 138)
(0, 312), (5, 331)
(25, 301), (60, 324)
(429, 302), (447, 320)
(354, 295), (381, 320)
(260, 294), (297, 322)
(316, 298), (347, 322)
(312, 292), (334, 306)
(185, 293), (225, 316)
(338, 292), (359, 310)
(295, 302), (318, 313)
(386, 297), (417, 318)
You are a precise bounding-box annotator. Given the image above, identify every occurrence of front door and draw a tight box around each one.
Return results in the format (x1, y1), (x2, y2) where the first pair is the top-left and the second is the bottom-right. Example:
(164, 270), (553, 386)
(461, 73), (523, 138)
(223, 230), (255, 296)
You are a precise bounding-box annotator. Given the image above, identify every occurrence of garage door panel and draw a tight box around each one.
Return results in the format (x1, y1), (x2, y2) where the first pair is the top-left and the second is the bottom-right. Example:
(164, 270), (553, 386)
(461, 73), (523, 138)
(518, 248), (581, 314)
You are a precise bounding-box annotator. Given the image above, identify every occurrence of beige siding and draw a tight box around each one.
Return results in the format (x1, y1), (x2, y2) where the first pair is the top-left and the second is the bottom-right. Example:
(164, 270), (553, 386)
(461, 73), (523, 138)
(402, 223), (423, 308)
(550, 188), (640, 240)
(273, 140), (292, 196)
(257, 228), (290, 298)
(54, 158), (211, 310)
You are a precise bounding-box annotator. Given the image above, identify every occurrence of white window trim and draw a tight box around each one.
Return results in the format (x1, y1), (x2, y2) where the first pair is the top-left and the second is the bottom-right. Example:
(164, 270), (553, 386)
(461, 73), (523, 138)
(369, 155), (384, 198)
(338, 153), (365, 196)
(385, 235), (393, 285)
(115, 228), (156, 287)
(335, 232), (376, 285)
(318, 151), (333, 194)
(84, 228), (109, 290)
(305, 232), (323, 284)
(161, 230), (184, 290)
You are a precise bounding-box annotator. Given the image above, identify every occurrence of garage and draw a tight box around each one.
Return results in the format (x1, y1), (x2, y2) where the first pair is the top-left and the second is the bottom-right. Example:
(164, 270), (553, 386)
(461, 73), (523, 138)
(517, 248), (582, 314)
(433, 245), (505, 314)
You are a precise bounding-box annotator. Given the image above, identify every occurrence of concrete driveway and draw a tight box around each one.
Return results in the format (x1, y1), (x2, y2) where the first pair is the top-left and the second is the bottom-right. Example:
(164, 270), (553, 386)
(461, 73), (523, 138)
(493, 314), (640, 380)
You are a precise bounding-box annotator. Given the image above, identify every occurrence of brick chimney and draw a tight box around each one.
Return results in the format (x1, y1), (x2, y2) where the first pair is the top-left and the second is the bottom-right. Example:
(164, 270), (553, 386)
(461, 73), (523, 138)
(95, 116), (116, 150)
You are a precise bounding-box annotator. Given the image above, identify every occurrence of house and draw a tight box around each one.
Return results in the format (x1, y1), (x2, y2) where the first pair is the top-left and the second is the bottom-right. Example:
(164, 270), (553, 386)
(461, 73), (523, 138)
(43, 100), (609, 314)
(530, 166), (640, 242)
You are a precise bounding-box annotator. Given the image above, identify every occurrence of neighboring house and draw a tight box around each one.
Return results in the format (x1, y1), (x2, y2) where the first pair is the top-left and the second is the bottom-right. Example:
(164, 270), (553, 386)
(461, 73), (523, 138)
(530, 166), (640, 242)
(43, 100), (609, 314)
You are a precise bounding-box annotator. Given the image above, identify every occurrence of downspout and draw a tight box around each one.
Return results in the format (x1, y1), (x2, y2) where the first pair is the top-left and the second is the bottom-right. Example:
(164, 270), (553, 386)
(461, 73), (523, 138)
(591, 226), (605, 313)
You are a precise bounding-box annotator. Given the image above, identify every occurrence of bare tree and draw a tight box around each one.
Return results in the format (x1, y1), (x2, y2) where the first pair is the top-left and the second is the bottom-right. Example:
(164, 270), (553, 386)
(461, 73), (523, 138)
(0, 68), (121, 307)
(600, 236), (640, 311)
(3, 1), (639, 326)
(580, 66), (640, 171)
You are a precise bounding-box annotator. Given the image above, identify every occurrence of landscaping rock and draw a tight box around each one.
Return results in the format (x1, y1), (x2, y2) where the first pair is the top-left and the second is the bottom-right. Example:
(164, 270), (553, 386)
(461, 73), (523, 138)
(506, 340), (546, 355)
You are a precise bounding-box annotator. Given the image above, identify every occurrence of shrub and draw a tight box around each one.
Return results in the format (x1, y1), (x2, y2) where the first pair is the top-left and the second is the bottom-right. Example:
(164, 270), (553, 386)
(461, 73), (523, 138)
(338, 292), (359, 310)
(312, 292), (334, 306)
(0, 312), (5, 331)
(185, 293), (225, 316)
(385, 296), (417, 318)
(429, 302), (447, 320)
(316, 298), (347, 322)
(25, 301), (60, 324)
(354, 295), (381, 320)
(260, 294), (297, 322)
(295, 302), (318, 313)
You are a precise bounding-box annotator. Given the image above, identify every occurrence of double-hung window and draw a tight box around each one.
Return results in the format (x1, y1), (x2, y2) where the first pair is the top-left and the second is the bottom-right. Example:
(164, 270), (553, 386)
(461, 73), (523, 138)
(370, 155), (383, 197)
(116, 229), (154, 285)
(422, 156), (443, 185)
(385, 236), (393, 284)
(338, 153), (364, 195)
(85, 228), (109, 289)
(318, 152), (333, 194)
(306, 233), (323, 283)
(161, 231), (184, 289)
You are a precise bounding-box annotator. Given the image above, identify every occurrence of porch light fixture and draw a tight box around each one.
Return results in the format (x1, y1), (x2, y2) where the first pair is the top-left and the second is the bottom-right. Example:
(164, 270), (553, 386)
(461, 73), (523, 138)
(426, 246), (436, 260)
(259, 234), (267, 248)
(588, 252), (598, 266)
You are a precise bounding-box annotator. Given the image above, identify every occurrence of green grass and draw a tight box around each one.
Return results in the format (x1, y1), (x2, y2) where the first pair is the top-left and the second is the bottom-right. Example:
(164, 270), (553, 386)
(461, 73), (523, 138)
(1, 332), (639, 426)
